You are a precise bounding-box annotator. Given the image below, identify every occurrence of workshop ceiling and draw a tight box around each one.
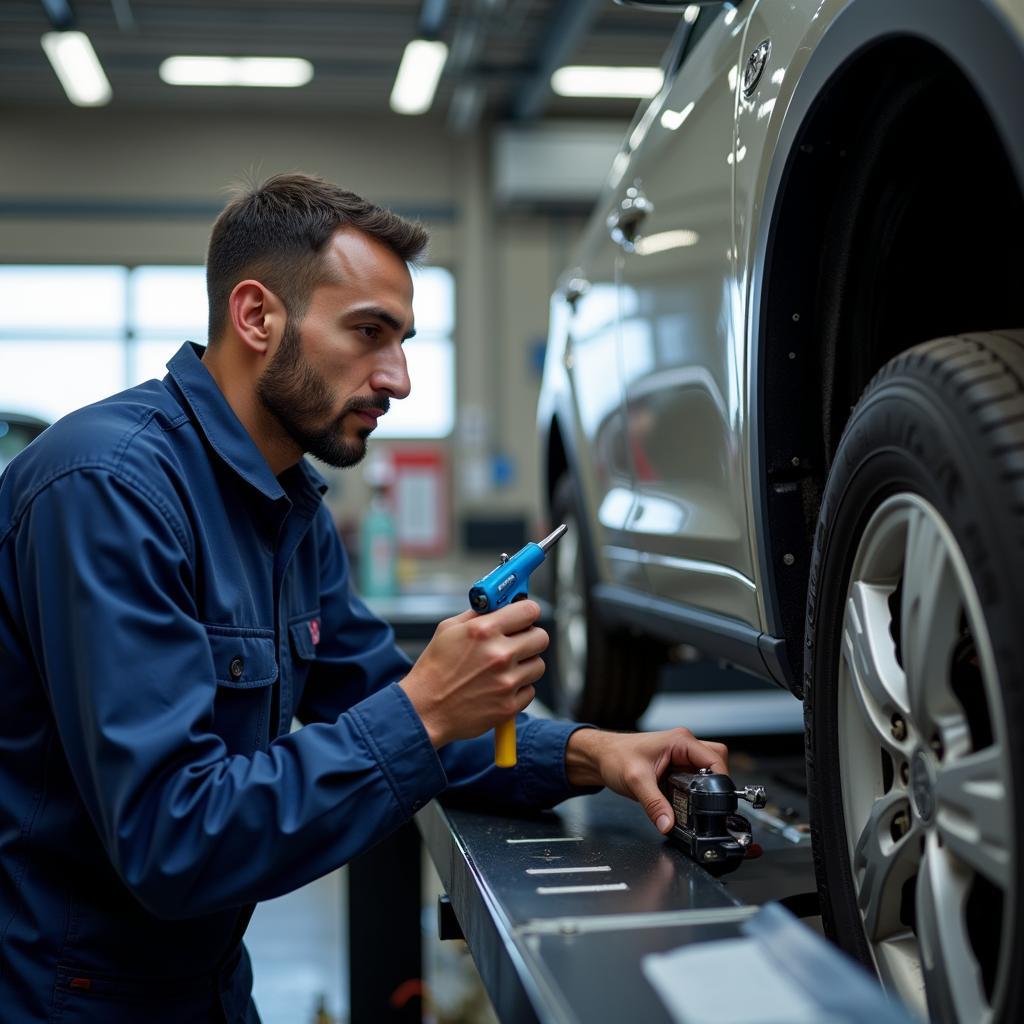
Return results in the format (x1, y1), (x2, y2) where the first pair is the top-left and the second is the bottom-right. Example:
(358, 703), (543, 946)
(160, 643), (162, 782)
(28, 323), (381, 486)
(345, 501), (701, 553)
(0, 0), (681, 127)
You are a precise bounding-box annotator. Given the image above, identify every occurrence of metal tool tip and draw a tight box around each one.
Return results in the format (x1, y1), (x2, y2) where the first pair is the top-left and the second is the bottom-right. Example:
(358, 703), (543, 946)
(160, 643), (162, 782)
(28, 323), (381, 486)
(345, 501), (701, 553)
(538, 523), (568, 552)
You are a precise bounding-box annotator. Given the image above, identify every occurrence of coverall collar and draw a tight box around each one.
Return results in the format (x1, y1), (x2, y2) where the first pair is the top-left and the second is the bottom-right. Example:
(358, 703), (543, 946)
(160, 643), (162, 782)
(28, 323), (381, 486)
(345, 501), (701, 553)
(166, 341), (328, 504)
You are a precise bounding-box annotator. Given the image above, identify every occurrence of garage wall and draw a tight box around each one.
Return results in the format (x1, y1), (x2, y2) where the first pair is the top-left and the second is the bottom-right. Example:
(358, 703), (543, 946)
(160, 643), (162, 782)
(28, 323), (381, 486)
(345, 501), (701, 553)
(0, 107), (589, 566)
(0, 108), (457, 263)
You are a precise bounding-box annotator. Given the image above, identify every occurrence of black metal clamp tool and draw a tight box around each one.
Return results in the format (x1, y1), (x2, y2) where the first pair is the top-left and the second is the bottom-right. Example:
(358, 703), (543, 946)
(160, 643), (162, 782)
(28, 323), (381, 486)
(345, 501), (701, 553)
(661, 767), (767, 875)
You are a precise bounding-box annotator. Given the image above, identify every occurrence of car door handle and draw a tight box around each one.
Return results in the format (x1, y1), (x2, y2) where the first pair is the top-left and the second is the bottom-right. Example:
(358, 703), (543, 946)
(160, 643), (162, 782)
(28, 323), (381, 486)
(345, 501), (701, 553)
(565, 275), (590, 306)
(607, 186), (654, 249)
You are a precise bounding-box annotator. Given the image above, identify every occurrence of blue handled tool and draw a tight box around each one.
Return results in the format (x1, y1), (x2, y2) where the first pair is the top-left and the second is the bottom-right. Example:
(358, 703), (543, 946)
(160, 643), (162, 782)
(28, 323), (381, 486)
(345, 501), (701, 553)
(468, 523), (567, 766)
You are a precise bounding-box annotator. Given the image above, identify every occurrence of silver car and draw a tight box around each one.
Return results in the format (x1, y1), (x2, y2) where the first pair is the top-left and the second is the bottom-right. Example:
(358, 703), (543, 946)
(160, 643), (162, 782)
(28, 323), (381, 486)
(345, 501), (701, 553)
(0, 413), (49, 476)
(538, 1), (1024, 1020)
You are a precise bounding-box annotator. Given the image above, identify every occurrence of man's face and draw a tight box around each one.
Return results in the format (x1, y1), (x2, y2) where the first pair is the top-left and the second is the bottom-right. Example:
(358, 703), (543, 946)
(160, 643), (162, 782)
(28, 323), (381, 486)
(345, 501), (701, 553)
(256, 228), (415, 468)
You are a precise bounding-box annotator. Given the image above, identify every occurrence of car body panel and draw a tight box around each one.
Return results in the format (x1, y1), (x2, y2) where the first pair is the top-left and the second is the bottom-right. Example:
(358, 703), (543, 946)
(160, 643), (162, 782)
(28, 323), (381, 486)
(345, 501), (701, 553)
(539, 0), (1024, 666)
(538, 219), (646, 590)
(616, 7), (760, 627)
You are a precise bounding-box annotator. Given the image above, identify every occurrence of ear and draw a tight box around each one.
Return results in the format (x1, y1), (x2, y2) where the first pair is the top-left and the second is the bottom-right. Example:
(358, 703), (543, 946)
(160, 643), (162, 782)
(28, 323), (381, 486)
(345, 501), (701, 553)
(227, 280), (285, 356)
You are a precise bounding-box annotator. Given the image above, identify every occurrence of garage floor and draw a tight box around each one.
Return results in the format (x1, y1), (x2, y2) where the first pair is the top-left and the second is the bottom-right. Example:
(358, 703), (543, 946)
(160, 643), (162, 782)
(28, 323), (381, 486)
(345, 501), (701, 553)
(246, 868), (348, 1024)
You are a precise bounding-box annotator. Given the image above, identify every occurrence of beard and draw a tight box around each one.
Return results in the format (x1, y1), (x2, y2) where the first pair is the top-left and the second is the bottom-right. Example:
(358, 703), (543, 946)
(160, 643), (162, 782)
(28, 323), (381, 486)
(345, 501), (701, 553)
(255, 316), (389, 469)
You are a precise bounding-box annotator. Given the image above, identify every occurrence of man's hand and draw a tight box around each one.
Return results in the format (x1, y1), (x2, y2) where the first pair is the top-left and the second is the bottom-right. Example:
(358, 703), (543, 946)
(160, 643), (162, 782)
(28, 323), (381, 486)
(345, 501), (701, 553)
(400, 600), (548, 748)
(565, 727), (729, 834)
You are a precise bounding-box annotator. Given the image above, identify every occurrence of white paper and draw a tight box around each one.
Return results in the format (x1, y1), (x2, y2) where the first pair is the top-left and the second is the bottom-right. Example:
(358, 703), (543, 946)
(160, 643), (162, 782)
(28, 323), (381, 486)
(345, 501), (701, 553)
(396, 468), (439, 546)
(641, 937), (822, 1024)
(460, 456), (490, 500)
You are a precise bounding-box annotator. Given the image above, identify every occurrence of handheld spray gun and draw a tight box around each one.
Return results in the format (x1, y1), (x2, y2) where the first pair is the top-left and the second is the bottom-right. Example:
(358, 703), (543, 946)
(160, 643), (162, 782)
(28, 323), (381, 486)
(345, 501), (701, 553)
(467, 524), (568, 767)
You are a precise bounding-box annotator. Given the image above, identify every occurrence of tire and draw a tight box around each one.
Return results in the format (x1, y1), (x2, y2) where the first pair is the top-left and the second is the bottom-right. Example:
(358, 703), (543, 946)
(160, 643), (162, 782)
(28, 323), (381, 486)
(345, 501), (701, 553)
(805, 332), (1024, 1024)
(550, 475), (662, 728)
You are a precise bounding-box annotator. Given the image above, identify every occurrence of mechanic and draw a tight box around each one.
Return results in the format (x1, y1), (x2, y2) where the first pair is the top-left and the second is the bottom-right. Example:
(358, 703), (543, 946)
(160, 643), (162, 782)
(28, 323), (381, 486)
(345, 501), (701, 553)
(0, 173), (728, 1023)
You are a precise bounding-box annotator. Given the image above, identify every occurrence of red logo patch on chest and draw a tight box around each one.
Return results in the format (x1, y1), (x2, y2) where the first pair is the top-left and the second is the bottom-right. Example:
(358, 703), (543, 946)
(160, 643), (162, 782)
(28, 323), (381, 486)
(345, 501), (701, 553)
(308, 618), (321, 646)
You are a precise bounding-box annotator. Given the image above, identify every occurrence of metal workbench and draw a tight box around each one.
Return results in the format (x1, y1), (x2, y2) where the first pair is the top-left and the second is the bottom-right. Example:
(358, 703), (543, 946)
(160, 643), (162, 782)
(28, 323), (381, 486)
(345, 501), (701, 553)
(416, 770), (914, 1024)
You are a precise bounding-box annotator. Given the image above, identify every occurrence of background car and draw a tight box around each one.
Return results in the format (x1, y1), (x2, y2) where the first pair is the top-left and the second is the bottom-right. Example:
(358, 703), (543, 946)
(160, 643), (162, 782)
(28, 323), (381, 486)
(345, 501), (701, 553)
(0, 412), (49, 475)
(537, 1), (1024, 1021)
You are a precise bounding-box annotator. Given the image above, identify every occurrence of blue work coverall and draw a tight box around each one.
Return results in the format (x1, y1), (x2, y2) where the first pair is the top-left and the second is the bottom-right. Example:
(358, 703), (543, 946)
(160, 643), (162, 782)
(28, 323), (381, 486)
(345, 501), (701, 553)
(0, 342), (589, 1022)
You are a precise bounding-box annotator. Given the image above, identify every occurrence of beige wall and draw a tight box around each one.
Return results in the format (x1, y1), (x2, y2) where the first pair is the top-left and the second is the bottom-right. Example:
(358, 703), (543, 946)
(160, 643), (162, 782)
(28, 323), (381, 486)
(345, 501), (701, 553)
(0, 108), (458, 264)
(0, 106), (587, 576)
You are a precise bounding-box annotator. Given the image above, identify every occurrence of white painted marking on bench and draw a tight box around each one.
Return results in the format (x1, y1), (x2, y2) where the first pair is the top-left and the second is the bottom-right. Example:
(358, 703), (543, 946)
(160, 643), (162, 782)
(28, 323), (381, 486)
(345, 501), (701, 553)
(525, 866), (612, 876)
(506, 836), (583, 844)
(536, 883), (630, 895)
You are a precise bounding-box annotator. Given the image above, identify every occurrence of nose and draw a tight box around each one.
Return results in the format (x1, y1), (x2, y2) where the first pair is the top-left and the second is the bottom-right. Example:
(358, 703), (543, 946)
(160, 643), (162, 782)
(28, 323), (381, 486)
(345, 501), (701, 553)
(369, 342), (411, 400)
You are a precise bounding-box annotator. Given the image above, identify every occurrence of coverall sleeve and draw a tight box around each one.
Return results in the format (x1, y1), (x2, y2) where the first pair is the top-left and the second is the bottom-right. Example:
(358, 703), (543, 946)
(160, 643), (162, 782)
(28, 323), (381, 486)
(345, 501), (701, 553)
(298, 512), (596, 811)
(15, 467), (448, 919)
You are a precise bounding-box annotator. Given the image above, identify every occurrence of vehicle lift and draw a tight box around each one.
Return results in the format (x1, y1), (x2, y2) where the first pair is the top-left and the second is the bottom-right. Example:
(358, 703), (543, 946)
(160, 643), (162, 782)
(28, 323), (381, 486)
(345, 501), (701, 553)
(415, 764), (914, 1024)
(348, 592), (916, 1023)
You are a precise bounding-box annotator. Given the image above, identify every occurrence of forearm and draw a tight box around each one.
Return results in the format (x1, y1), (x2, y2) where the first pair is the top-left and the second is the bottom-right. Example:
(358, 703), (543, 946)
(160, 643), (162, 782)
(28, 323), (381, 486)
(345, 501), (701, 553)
(564, 725), (605, 787)
(441, 718), (600, 809)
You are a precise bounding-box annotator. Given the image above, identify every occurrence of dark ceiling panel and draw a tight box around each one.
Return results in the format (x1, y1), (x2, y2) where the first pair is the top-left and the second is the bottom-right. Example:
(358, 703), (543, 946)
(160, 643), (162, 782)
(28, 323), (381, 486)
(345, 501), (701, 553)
(0, 0), (678, 123)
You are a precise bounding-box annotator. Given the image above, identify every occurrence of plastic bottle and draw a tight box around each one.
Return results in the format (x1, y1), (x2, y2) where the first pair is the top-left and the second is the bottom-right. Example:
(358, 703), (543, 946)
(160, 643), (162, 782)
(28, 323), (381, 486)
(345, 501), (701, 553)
(359, 459), (398, 598)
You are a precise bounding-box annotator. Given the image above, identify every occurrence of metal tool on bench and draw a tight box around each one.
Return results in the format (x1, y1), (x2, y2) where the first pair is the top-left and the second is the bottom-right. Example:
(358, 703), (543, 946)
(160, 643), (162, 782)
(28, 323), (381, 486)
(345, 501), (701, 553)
(467, 523), (567, 768)
(661, 767), (767, 874)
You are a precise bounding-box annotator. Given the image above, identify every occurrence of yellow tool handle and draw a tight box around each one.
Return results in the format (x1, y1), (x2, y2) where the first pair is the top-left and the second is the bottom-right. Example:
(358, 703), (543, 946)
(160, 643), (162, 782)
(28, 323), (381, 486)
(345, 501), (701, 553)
(495, 718), (517, 767)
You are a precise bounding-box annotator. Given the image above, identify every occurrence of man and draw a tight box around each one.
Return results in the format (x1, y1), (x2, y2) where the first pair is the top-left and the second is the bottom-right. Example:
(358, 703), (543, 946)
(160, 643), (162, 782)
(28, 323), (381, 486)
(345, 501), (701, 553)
(0, 173), (727, 1022)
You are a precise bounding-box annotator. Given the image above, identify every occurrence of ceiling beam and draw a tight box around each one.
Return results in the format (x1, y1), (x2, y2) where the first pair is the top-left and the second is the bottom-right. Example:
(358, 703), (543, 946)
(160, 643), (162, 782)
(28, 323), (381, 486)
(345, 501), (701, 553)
(417, 0), (450, 39)
(512, 0), (604, 121)
(444, 2), (488, 135)
(39, 0), (74, 31)
(110, 0), (137, 33)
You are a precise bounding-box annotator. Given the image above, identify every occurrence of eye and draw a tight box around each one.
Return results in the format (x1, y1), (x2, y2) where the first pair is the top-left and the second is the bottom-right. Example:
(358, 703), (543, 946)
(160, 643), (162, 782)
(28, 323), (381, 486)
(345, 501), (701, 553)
(358, 323), (381, 340)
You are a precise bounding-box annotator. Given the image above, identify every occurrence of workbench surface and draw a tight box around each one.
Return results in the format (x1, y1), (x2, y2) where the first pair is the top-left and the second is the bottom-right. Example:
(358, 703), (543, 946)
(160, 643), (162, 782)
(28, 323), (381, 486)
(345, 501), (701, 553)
(416, 759), (913, 1024)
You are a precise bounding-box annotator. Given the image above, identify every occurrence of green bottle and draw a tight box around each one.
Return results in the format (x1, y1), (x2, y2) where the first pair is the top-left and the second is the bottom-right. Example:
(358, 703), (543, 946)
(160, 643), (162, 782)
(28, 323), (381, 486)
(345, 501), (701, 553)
(359, 484), (398, 597)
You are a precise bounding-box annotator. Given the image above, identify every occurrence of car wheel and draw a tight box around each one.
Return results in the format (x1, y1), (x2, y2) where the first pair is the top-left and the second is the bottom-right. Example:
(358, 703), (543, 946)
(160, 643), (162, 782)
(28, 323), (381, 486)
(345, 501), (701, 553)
(551, 476), (662, 727)
(805, 332), (1024, 1023)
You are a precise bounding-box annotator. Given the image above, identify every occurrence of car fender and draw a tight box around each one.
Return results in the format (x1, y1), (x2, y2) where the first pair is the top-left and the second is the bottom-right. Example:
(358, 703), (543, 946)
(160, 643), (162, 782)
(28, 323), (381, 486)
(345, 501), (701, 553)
(537, 286), (611, 590)
(739, 0), (1024, 638)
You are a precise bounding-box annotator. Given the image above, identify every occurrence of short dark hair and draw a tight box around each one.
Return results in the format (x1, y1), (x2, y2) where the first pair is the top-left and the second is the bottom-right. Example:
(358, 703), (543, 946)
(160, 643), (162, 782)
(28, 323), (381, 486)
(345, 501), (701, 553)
(205, 172), (429, 342)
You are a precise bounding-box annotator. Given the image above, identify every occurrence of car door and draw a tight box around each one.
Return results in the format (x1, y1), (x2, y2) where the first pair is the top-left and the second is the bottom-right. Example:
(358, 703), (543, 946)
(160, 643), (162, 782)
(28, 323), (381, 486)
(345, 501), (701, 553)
(614, 5), (760, 629)
(559, 212), (645, 589)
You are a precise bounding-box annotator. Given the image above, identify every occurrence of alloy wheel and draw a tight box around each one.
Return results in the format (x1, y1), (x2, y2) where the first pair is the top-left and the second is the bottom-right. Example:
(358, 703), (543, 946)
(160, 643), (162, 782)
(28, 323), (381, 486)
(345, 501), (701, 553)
(838, 492), (1013, 1023)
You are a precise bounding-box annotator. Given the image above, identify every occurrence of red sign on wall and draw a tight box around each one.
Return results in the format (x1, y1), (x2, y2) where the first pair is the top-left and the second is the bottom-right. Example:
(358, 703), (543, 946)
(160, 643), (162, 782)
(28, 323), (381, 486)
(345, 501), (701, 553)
(391, 447), (448, 556)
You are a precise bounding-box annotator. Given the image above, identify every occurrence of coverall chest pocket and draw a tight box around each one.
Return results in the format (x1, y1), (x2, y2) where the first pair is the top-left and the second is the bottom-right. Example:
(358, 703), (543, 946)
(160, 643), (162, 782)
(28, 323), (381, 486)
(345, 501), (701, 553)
(206, 626), (278, 756)
(287, 611), (320, 707)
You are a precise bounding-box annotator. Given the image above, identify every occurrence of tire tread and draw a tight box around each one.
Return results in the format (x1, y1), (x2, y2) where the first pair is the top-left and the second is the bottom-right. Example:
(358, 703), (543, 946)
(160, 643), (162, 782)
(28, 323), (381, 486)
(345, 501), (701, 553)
(804, 329), (1024, 1019)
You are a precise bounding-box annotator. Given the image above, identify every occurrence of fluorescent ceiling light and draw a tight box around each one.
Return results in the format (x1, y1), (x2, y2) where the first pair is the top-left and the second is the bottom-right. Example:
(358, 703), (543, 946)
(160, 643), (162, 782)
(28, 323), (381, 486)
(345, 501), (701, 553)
(390, 39), (448, 115)
(41, 31), (111, 107)
(159, 56), (313, 87)
(634, 229), (700, 255)
(551, 66), (664, 100)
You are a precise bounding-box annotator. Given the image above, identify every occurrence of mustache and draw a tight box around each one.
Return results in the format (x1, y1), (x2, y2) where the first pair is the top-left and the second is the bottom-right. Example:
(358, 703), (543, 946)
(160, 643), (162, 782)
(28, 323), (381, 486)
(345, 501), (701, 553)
(343, 395), (390, 416)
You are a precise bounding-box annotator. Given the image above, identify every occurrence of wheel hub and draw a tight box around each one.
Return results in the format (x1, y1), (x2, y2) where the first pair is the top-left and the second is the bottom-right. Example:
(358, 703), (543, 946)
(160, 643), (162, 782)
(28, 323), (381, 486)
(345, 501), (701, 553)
(909, 748), (935, 823)
(836, 492), (1013, 1022)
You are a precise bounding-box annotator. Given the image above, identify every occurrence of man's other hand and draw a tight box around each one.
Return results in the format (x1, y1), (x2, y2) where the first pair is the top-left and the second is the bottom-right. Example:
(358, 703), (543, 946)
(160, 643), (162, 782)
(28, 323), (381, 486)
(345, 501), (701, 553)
(400, 601), (548, 748)
(565, 728), (729, 834)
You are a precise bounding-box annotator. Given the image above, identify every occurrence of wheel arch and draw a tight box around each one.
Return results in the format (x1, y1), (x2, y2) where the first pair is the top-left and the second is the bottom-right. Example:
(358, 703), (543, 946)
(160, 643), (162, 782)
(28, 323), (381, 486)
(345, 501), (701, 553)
(749, 0), (1024, 691)
(544, 414), (569, 524)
